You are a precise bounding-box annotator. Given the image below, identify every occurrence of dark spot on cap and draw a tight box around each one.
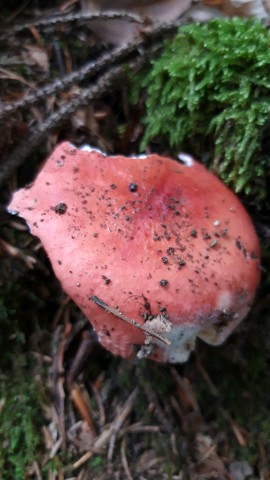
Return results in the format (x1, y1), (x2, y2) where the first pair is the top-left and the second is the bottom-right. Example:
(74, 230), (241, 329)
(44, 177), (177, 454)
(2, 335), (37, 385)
(53, 203), (67, 214)
(160, 279), (168, 287)
(190, 229), (197, 238)
(110, 184), (117, 189)
(129, 183), (138, 192)
(167, 247), (175, 256)
(235, 239), (242, 250)
(162, 257), (168, 264)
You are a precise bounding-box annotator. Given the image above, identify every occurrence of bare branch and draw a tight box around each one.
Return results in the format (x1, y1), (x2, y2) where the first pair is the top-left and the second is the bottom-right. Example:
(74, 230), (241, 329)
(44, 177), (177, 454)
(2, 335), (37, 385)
(69, 388), (138, 471)
(0, 10), (144, 40)
(0, 17), (184, 120)
(0, 64), (124, 185)
(0, 42), (142, 119)
(0, 18), (188, 185)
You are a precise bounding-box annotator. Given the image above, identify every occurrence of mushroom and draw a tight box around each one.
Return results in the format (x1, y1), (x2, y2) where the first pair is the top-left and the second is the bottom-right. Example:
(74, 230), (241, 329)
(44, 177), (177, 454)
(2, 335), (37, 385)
(8, 142), (260, 363)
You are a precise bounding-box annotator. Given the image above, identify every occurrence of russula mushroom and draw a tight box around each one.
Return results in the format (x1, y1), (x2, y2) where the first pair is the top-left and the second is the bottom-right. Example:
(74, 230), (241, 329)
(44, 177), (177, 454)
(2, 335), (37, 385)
(8, 142), (260, 363)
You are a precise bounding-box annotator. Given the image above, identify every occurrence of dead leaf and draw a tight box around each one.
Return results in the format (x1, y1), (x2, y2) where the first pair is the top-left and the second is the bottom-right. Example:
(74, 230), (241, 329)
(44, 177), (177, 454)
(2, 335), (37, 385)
(80, 0), (192, 44)
(23, 45), (49, 72)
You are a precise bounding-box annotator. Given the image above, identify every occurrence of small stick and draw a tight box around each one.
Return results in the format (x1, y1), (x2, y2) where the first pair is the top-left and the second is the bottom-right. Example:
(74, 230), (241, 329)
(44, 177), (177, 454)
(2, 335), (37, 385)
(141, 381), (172, 433)
(0, 63), (124, 185)
(0, 11), (144, 39)
(70, 383), (97, 437)
(91, 296), (170, 346)
(70, 388), (138, 471)
(121, 436), (133, 480)
(0, 17), (186, 120)
(0, 53), (154, 185)
(0, 30), (160, 119)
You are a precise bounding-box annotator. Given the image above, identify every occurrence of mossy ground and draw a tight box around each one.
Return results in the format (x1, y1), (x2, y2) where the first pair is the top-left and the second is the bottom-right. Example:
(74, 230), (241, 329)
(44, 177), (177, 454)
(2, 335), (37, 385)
(129, 18), (270, 210)
(0, 367), (44, 479)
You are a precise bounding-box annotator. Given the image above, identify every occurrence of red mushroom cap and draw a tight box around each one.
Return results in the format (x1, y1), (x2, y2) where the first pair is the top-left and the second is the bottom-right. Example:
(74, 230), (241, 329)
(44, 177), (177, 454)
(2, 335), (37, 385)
(8, 142), (260, 362)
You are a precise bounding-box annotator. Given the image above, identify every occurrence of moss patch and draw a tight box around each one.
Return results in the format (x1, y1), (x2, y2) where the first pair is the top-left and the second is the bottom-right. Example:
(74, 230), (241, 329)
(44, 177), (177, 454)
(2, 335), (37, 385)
(130, 18), (270, 207)
(0, 368), (45, 479)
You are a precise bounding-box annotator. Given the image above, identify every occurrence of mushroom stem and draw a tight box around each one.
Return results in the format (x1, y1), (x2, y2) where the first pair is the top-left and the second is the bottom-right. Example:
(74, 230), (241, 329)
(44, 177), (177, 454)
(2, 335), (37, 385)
(91, 296), (171, 346)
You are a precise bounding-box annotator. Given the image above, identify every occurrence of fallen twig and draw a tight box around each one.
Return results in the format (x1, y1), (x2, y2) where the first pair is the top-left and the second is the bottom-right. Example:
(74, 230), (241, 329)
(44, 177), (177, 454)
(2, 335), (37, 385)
(69, 388), (138, 471)
(0, 64), (124, 185)
(121, 436), (133, 480)
(0, 17), (183, 121)
(0, 38), (146, 119)
(141, 380), (172, 433)
(0, 17), (191, 186)
(0, 10), (144, 40)
(70, 383), (97, 437)
(91, 295), (171, 346)
(67, 330), (98, 387)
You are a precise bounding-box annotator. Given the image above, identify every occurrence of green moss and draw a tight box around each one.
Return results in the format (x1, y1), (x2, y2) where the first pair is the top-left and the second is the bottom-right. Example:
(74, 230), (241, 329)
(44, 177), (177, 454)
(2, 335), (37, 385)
(0, 274), (55, 477)
(87, 454), (105, 475)
(130, 18), (270, 207)
(0, 369), (45, 479)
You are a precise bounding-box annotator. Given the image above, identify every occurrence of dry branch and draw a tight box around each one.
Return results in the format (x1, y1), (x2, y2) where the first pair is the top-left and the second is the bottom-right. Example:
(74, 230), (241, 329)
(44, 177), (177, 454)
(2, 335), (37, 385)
(0, 10), (144, 40)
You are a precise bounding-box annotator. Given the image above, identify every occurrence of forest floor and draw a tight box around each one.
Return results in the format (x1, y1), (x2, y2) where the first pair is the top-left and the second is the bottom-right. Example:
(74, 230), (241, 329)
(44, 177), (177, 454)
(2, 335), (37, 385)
(0, 1), (270, 479)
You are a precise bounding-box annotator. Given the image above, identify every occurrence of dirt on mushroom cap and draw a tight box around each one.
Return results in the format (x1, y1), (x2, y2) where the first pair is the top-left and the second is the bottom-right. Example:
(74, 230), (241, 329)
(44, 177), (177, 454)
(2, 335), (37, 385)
(8, 142), (260, 362)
